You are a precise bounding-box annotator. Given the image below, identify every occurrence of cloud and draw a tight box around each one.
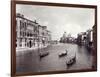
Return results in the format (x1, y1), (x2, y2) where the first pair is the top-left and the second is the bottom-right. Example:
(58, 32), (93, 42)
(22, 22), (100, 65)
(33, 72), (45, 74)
(16, 4), (95, 40)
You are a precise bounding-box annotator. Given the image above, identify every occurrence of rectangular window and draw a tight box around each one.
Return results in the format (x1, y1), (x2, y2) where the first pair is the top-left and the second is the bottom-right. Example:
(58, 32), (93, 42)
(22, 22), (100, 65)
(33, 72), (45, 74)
(25, 22), (27, 30)
(20, 20), (22, 30)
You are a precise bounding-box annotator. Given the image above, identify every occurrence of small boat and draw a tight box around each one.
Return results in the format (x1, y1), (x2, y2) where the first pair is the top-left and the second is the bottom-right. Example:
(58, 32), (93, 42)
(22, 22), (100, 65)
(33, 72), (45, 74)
(66, 52), (76, 67)
(59, 50), (68, 57)
(67, 56), (76, 66)
(39, 51), (49, 58)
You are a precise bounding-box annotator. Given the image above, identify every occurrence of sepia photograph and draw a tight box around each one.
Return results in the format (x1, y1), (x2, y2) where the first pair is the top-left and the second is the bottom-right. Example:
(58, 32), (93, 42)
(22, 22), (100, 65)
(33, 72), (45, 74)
(11, 1), (97, 76)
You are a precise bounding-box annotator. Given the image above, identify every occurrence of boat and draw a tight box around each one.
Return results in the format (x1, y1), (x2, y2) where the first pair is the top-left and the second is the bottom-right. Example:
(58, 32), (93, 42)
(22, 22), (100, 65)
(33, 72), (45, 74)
(66, 52), (76, 67)
(59, 50), (68, 57)
(39, 51), (49, 58)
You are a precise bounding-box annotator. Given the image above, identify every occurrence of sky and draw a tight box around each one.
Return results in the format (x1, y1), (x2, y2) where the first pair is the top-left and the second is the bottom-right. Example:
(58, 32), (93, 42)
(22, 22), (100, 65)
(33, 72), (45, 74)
(16, 4), (95, 40)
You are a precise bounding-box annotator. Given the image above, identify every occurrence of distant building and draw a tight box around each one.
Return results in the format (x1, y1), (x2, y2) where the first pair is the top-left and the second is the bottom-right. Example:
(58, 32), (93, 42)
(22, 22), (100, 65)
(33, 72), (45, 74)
(16, 13), (51, 49)
(60, 32), (76, 43)
(46, 30), (51, 45)
(86, 29), (93, 48)
(77, 28), (93, 49)
(92, 24), (97, 68)
(77, 33), (82, 45)
(93, 24), (96, 49)
(60, 32), (67, 43)
(66, 33), (75, 43)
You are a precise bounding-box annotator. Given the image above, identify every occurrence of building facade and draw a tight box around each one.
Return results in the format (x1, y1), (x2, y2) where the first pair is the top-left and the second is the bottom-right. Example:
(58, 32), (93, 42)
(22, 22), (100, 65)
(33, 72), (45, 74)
(16, 13), (51, 49)
(77, 29), (93, 49)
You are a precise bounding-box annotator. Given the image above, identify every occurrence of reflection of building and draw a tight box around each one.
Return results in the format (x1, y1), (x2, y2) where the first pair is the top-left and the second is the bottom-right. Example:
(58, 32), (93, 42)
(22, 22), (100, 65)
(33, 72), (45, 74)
(16, 13), (51, 49)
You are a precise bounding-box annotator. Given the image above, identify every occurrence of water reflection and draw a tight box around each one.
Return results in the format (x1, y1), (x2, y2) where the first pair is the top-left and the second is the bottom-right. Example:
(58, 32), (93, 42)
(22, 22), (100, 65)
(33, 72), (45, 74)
(16, 43), (93, 73)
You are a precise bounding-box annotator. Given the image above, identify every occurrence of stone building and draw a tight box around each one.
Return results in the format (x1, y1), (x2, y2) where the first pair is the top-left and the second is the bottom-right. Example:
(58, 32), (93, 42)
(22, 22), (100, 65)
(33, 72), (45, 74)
(77, 28), (93, 48)
(92, 24), (97, 69)
(16, 13), (51, 49)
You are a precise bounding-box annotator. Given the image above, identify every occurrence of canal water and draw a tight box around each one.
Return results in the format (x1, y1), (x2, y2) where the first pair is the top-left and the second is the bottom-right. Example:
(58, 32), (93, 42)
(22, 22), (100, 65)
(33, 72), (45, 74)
(16, 43), (93, 73)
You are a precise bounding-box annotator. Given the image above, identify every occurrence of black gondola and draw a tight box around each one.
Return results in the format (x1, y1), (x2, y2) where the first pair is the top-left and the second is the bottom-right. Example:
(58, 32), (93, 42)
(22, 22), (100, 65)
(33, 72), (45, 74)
(39, 51), (49, 58)
(66, 53), (76, 67)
